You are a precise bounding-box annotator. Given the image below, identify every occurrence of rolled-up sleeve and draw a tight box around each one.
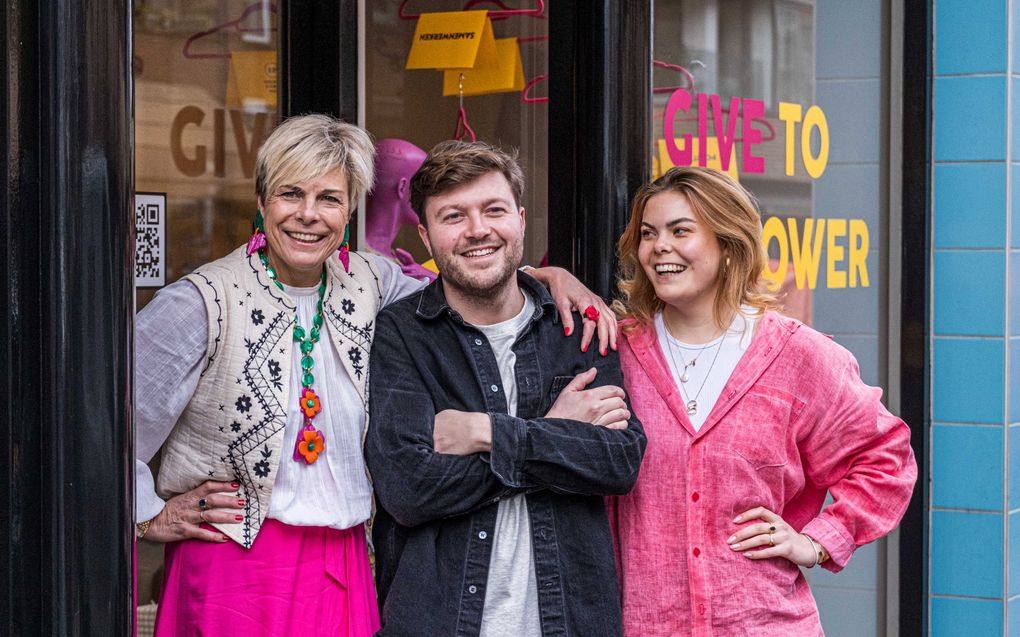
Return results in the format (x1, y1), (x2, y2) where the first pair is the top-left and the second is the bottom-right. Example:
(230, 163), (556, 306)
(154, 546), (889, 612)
(800, 357), (917, 572)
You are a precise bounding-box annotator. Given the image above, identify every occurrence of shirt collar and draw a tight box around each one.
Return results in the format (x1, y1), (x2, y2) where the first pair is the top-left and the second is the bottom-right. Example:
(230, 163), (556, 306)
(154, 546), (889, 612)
(415, 270), (557, 323)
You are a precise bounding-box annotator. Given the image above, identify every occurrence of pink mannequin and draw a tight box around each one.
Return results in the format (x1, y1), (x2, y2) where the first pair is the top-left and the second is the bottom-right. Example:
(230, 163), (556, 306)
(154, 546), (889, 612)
(366, 138), (437, 281)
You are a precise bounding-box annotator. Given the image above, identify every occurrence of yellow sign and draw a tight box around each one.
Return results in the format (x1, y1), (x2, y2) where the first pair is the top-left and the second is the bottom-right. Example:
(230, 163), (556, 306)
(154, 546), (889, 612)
(226, 51), (277, 109)
(655, 137), (739, 181)
(405, 11), (498, 70)
(442, 38), (524, 96)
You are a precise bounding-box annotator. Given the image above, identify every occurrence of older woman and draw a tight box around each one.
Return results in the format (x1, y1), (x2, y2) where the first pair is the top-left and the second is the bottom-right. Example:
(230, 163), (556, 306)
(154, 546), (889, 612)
(134, 114), (615, 636)
(607, 167), (916, 636)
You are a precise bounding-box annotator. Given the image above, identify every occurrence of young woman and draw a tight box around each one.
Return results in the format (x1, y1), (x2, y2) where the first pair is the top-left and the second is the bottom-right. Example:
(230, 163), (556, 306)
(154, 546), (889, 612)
(608, 167), (916, 636)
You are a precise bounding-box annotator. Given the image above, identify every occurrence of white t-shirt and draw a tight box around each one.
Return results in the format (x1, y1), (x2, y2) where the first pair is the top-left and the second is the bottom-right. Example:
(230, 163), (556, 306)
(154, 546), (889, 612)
(654, 309), (757, 430)
(473, 290), (542, 637)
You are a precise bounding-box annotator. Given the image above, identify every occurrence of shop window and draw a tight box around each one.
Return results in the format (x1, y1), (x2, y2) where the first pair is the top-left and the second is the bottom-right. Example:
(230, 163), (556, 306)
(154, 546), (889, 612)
(133, 1), (279, 631)
(134, 0), (279, 312)
(365, 0), (549, 269)
(652, 0), (892, 634)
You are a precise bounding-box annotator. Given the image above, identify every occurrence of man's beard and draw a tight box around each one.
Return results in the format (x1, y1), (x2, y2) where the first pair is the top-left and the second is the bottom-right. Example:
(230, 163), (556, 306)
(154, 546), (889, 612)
(434, 239), (523, 300)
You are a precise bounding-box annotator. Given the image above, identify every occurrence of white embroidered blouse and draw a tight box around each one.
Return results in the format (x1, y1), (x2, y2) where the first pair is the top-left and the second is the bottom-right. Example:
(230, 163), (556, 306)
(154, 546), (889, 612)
(134, 253), (425, 529)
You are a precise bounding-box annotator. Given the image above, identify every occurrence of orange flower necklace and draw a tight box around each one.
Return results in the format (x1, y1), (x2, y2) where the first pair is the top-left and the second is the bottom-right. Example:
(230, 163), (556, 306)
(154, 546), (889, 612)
(257, 243), (327, 465)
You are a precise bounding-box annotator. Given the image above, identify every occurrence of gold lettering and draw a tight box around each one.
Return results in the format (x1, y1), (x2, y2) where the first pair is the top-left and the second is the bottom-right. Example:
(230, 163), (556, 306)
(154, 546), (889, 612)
(788, 218), (825, 290)
(826, 218), (847, 288)
(761, 216), (788, 292)
(848, 219), (870, 287)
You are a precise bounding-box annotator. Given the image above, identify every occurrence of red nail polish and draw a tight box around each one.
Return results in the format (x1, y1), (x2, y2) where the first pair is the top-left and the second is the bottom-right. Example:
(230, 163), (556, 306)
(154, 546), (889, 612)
(235, 515), (243, 521)
(238, 499), (245, 507)
(600, 348), (607, 357)
(581, 343), (588, 353)
(564, 326), (571, 336)
(220, 536), (229, 542)
(230, 482), (240, 489)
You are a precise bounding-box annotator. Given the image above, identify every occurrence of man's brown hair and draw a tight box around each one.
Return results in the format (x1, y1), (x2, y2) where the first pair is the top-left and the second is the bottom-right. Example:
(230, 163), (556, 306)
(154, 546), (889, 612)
(410, 140), (525, 226)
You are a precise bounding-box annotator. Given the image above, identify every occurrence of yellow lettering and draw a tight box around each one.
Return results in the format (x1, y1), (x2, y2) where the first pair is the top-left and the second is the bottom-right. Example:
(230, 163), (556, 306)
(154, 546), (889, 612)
(788, 218), (825, 290)
(801, 105), (829, 179)
(826, 218), (847, 288)
(849, 219), (870, 287)
(778, 102), (802, 177)
(761, 216), (788, 292)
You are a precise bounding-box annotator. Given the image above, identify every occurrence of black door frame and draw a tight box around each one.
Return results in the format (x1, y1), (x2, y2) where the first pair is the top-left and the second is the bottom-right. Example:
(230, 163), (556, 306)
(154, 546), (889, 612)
(1, 1), (134, 634)
(898, 0), (932, 633)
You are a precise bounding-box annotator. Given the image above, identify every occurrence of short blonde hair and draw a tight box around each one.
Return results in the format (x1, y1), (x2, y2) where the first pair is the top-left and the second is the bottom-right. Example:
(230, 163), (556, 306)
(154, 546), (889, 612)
(255, 114), (375, 209)
(613, 166), (777, 330)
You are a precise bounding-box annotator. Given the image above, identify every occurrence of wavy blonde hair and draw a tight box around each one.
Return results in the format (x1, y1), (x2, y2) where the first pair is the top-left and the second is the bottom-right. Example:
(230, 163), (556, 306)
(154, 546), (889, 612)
(612, 166), (777, 330)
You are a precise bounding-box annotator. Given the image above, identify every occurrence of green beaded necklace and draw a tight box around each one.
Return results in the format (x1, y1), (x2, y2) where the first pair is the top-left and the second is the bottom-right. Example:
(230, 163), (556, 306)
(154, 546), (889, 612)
(257, 248), (328, 465)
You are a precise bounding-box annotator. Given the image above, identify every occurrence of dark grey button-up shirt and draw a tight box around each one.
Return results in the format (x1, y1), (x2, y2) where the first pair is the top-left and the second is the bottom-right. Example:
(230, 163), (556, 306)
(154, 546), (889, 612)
(366, 273), (646, 637)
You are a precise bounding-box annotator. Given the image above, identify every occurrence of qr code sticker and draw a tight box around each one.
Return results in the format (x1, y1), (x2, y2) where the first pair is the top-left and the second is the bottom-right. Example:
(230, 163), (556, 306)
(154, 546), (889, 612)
(135, 193), (166, 287)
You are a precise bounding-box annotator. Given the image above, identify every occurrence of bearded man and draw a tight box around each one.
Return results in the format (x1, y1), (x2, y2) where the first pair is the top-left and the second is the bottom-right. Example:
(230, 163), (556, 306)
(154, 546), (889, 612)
(365, 140), (646, 637)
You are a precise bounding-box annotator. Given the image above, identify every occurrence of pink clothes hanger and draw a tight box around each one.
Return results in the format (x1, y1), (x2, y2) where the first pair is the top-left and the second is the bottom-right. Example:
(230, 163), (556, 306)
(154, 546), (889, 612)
(655, 60), (776, 142)
(653, 60), (695, 93)
(400, 0), (545, 20)
(522, 59), (698, 106)
(182, 2), (278, 60)
(451, 74), (477, 141)
(521, 73), (548, 104)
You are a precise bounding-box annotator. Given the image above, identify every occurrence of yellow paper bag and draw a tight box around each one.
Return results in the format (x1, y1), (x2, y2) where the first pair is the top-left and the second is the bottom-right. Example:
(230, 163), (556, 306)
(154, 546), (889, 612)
(442, 38), (524, 96)
(226, 50), (278, 109)
(656, 137), (739, 181)
(405, 10), (498, 70)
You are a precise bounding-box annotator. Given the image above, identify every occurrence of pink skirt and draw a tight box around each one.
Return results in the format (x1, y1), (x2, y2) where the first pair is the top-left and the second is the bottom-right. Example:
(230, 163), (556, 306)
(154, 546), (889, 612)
(154, 520), (380, 637)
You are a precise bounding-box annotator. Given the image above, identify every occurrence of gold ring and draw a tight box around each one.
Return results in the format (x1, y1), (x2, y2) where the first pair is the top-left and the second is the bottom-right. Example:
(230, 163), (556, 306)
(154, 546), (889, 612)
(198, 497), (209, 511)
(768, 525), (776, 546)
(199, 510), (206, 523)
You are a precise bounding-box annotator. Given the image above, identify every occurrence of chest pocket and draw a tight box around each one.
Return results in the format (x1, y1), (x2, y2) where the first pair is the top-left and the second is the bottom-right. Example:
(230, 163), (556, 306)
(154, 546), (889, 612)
(547, 375), (574, 406)
(724, 385), (805, 470)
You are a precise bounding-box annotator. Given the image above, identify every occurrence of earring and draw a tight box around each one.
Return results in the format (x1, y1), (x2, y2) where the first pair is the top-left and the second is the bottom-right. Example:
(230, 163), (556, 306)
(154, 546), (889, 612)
(337, 224), (350, 273)
(246, 210), (267, 256)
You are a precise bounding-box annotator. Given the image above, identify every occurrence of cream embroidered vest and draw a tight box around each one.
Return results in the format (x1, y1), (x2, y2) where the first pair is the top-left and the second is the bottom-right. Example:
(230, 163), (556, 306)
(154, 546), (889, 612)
(156, 245), (383, 548)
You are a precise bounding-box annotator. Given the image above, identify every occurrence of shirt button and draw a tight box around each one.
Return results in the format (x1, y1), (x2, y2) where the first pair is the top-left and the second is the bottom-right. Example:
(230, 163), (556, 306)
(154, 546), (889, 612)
(490, 384), (499, 392)
(478, 531), (488, 540)
(692, 547), (701, 557)
(474, 338), (482, 345)
(698, 604), (706, 616)
(691, 492), (700, 502)
(468, 585), (477, 594)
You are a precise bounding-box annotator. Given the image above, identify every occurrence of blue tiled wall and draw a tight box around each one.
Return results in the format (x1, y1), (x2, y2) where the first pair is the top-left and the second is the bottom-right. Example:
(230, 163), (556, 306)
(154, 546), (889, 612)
(931, 0), (1016, 634)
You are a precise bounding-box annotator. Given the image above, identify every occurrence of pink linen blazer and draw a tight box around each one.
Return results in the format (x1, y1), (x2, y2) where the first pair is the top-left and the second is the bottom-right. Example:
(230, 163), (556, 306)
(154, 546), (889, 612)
(608, 311), (917, 637)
